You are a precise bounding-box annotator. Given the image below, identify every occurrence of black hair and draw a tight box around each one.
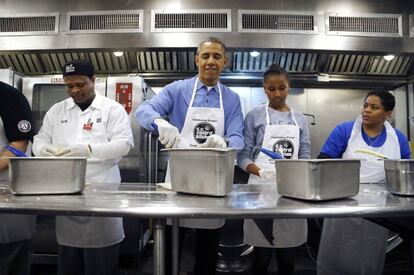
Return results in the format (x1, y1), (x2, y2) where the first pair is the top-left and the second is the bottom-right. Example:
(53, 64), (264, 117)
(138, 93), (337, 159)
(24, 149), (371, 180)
(196, 37), (226, 55)
(262, 63), (290, 84)
(364, 91), (395, 112)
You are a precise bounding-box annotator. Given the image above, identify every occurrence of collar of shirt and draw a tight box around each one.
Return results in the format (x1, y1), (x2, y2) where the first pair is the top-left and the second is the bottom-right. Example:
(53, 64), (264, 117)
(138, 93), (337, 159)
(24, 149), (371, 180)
(195, 77), (220, 94)
(66, 94), (104, 111)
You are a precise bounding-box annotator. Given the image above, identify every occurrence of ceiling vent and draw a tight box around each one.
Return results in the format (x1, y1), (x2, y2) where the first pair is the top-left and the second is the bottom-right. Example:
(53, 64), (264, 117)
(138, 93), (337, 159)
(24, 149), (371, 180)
(238, 10), (317, 34)
(0, 13), (58, 36)
(67, 10), (143, 33)
(233, 51), (319, 72)
(151, 9), (231, 32)
(326, 13), (402, 37)
(136, 51), (196, 72)
(325, 54), (411, 75)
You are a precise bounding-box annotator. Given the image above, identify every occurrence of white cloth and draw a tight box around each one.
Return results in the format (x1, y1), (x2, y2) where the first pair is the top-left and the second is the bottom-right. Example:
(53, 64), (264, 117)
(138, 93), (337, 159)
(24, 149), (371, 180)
(167, 77), (225, 229)
(343, 116), (400, 183)
(244, 106), (307, 248)
(318, 116), (401, 275)
(33, 94), (133, 248)
(0, 118), (36, 243)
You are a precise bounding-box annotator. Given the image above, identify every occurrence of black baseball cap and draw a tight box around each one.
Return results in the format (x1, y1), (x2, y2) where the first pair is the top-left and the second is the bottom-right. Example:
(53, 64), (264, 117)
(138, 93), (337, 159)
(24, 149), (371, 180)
(62, 59), (94, 78)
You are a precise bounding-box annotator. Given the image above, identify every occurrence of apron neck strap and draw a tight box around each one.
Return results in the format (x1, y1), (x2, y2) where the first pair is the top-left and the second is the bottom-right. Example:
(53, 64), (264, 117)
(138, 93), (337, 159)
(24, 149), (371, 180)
(265, 106), (298, 126)
(189, 77), (223, 109)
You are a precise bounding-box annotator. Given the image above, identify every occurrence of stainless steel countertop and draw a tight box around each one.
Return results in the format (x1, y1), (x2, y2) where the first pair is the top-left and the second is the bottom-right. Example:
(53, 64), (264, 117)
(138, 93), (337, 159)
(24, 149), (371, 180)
(0, 182), (413, 218)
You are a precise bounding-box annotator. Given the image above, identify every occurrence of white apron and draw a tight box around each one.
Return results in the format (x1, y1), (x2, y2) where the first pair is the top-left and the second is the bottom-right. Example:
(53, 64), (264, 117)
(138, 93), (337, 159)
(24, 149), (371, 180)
(317, 116), (400, 275)
(244, 107), (307, 247)
(0, 118), (36, 243)
(54, 102), (125, 248)
(167, 78), (225, 229)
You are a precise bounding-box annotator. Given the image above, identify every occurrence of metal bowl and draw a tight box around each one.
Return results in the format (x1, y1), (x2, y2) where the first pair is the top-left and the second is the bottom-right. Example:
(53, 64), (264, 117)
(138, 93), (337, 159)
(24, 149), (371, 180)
(163, 148), (236, 196)
(9, 157), (87, 195)
(384, 160), (414, 196)
(275, 159), (360, 201)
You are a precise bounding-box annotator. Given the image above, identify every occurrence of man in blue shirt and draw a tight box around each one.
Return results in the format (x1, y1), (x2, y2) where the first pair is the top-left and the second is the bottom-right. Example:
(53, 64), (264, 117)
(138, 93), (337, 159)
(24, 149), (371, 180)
(135, 37), (244, 275)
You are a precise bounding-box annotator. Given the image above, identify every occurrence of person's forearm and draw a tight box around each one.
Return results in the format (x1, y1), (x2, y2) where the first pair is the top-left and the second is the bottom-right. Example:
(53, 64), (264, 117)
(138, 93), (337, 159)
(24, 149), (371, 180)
(246, 163), (260, 177)
(0, 140), (29, 171)
(91, 139), (132, 160)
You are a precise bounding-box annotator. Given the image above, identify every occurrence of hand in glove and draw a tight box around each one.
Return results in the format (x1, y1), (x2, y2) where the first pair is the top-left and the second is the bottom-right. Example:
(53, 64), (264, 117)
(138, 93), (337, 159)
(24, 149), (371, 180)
(197, 134), (227, 149)
(154, 118), (181, 148)
(38, 145), (60, 157)
(57, 144), (92, 158)
(258, 167), (276, 181)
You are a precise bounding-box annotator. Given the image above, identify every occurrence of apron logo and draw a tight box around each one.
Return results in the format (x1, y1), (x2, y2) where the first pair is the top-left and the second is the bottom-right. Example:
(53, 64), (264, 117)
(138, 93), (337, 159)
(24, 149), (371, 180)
(193, 122), (215, 144)
(273, 139), (295, 159)
(17, 120), (31, 133)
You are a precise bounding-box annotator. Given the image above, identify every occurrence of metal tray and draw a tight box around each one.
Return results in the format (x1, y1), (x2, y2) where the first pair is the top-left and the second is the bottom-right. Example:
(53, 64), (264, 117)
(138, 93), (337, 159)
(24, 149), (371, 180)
(384, 160), (414, 196)
(9, 157), (87, 195)
(275, 159), (360, 201)
(163, 148), (236, 196)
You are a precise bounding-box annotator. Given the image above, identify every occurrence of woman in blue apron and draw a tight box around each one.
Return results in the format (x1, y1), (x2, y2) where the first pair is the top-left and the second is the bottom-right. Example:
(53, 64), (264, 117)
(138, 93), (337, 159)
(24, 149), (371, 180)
(237, 64), (311, 274)
(317, 91), (411, 275)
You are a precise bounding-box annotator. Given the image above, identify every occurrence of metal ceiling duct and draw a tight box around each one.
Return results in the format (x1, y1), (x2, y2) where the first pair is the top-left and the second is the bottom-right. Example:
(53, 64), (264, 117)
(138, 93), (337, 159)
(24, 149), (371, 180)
(0, 0), (412, 88)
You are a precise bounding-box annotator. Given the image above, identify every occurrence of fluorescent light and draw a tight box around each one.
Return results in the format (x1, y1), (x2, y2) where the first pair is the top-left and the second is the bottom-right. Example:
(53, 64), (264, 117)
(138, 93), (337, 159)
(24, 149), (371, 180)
(249, 51), (260, 57)
(113, 51), (124, 57)
(384, 54), (395, 61)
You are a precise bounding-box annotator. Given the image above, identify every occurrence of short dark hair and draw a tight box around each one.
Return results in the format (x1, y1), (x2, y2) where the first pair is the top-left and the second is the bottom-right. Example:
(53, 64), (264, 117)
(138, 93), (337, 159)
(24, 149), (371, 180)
(262, 63), (290, 84)
(364, 91), (395, 112)
(62, 59), (95, 79)
(196, 37), (226, 55)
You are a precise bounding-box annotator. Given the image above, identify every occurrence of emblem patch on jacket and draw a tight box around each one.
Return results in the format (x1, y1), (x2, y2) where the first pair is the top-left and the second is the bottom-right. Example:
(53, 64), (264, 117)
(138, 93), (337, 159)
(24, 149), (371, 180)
(17, 120), (31, 133)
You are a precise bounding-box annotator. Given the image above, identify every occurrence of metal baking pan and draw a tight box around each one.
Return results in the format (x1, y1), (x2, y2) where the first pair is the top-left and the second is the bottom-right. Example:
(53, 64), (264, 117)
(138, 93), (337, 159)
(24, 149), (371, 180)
(275, 159), (360, 201)
(384, 160), (414, 196)
(163, 148), (236, 196)
(9, 157), (87, 195)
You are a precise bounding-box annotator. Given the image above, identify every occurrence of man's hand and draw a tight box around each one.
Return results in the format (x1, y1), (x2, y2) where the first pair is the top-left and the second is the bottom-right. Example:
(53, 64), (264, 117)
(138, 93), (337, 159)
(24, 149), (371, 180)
(38, 145), (60, 157)
(197, 134), (227, 149)
(154, 118), (181, 148)
(57, 144), (91, 158)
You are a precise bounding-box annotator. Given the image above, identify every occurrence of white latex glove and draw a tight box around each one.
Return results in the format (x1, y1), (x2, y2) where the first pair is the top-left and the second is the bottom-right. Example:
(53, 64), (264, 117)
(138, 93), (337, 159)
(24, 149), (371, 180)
(38, 145), (60, 157)
(57, 144), (91, 158)
(258, 167), (276, 181)
(197, 134), (227, 149)
(154, 118), (181, 148)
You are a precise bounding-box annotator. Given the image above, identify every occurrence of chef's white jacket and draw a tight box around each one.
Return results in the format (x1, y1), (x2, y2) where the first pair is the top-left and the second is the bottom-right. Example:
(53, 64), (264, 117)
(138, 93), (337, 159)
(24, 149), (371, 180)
(33, 94), (134, 247)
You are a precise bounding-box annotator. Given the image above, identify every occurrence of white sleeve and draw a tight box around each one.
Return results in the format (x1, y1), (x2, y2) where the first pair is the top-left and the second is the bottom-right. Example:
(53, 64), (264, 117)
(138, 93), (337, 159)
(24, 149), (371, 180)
(32, 107), (55, 156)
(90, 103), (134, 160)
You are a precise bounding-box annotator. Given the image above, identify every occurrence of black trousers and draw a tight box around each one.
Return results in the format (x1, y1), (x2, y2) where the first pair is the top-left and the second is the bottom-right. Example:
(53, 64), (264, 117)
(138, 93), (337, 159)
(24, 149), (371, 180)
(0, 239), (31, 275)
(251, 246), (296, 275)
(57, 242), (120, 275)
(165, 225), (220, 275)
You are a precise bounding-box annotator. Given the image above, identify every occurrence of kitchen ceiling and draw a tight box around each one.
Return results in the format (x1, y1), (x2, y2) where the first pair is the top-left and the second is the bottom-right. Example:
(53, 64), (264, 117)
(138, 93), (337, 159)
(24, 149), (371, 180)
(0, 0), (413, 89)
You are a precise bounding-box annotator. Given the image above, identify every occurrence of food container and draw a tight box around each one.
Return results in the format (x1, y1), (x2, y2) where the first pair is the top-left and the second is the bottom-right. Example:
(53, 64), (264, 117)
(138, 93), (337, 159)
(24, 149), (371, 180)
(275, 159), (360, 201)
(9, 157), (87, 195)
(384, 160), (414, 195)
(163, 148), (236, 196)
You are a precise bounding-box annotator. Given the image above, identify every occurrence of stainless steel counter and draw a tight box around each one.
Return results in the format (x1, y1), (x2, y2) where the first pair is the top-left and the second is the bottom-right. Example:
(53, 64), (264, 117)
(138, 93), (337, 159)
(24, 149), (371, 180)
(0, 183), (413, 219)
(1, 182), (414, 275)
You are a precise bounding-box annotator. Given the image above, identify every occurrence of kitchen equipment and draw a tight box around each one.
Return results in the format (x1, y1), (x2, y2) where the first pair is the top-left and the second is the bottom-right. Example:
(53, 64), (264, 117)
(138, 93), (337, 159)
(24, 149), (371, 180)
(260, 147), (284, 159)
(384, 160), (414, 196)
(275, 159), (360, 200)
(9, 157), (87, 195)
(4, 145), (28, 157)
(162, 148), (236, 196)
